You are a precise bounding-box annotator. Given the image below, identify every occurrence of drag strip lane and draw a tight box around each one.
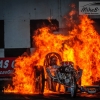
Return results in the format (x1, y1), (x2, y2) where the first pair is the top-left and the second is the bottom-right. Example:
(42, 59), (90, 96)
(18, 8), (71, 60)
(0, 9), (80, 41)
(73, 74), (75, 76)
(0, 93), (100, 100)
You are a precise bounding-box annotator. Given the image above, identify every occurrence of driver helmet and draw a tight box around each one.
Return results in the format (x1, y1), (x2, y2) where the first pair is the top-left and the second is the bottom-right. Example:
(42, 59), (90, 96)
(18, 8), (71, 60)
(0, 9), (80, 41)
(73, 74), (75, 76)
(50, 55), (57, 66)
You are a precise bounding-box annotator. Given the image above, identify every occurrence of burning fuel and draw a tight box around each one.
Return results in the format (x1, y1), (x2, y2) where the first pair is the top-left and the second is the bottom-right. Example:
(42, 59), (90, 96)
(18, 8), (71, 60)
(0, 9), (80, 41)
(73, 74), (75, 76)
(4, 9), (100, 94)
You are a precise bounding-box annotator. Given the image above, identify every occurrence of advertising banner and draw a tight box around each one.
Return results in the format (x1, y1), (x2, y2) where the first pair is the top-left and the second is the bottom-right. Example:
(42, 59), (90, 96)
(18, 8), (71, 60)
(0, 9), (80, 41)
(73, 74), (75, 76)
(0, 58), (16, 77)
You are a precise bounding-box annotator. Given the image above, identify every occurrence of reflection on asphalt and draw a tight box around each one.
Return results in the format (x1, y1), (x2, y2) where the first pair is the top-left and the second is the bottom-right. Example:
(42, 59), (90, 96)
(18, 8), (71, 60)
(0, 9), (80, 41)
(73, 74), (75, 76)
(0, 92), (100, 100)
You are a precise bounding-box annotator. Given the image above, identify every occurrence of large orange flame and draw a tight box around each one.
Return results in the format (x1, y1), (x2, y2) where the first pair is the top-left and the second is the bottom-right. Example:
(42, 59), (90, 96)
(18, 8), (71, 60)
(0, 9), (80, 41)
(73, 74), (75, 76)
(4, 10), (100, 94)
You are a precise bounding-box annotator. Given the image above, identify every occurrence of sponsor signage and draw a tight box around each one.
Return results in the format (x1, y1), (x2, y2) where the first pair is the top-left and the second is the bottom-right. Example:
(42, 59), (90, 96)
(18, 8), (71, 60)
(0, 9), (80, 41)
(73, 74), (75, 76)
(0, 58), (16, 77)
(79, 1), (100, 15)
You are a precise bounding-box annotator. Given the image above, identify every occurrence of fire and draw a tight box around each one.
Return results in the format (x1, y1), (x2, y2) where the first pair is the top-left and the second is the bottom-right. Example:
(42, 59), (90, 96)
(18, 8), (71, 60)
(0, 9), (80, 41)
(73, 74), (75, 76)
(72, 15), (100, 86)
(4, 10), (100, 94)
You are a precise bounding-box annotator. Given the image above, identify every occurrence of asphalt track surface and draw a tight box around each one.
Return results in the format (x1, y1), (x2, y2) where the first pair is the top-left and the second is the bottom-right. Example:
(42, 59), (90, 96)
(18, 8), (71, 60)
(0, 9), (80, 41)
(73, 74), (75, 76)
(0, 92), (100, 100)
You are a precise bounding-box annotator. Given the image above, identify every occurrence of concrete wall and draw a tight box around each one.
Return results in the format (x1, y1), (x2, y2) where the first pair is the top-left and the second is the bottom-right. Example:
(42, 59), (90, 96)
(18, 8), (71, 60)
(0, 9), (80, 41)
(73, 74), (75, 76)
(0, 0), (78, 57)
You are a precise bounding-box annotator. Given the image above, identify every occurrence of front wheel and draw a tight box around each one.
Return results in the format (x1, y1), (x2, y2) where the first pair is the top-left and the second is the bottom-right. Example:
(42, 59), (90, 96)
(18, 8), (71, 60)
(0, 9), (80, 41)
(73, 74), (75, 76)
(70, 76), (77, 98)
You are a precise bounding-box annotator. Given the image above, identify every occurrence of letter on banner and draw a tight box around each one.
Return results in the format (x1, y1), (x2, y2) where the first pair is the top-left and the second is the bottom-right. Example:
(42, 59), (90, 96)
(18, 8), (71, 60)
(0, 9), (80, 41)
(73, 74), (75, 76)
(4, 60), (9, 69)
(0, 60), (3, 68)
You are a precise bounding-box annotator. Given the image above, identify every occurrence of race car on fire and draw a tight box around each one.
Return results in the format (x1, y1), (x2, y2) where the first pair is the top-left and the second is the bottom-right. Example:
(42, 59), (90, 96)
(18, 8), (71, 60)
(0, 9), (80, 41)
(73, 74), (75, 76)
(33, 52), (83, 97)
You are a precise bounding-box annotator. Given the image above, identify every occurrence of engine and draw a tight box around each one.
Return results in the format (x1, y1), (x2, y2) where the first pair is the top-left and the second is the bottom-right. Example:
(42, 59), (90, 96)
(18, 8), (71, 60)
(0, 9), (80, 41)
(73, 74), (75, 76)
(56, 61), (75, 85)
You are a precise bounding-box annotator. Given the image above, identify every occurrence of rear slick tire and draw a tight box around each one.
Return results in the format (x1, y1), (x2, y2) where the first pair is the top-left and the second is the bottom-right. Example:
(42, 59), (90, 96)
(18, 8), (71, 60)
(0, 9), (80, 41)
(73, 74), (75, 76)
(34, 66), (45, 94)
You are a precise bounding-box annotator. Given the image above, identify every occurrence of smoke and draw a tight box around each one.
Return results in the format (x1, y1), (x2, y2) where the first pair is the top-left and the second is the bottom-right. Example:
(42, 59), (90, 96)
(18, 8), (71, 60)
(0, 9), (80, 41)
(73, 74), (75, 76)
(61, 3), (80, 35)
